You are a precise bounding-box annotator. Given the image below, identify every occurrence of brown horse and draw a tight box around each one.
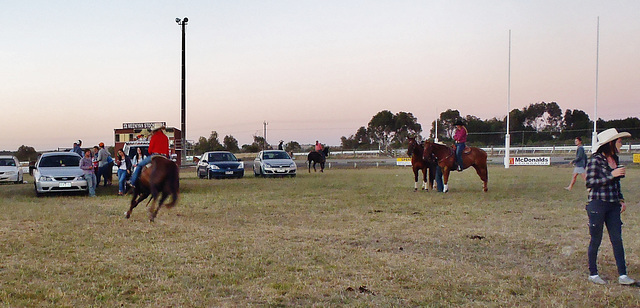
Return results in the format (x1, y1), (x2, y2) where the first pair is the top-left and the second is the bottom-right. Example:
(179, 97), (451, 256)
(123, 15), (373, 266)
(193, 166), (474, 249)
(407, 137), (437, 191)
(422, 141), (488, 192)
(125, 156), (179, 222)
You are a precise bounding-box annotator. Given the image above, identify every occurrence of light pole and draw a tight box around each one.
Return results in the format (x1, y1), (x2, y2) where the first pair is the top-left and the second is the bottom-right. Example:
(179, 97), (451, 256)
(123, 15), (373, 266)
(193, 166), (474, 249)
(176, 17), (188, 165)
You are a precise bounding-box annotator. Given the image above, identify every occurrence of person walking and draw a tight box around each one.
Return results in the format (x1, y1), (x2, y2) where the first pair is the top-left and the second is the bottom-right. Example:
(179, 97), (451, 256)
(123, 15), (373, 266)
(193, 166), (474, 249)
(278, 140), (284, 150)
(453, 120), (467, 171)
(585, 128), (634, 285)
(115, 149), (132, 196)
(80, 149), (96, 197)
(565, 137), (588, 190)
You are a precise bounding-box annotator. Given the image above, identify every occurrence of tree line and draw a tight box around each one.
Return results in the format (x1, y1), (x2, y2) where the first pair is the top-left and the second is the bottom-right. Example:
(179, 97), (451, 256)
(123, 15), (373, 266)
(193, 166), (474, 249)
(340, 102), (640, 150)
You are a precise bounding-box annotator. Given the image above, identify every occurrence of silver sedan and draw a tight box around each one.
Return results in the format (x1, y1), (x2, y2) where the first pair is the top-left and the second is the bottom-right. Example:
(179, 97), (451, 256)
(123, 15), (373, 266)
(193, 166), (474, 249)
(253, 150), (297, 177)
(33, 152), (89, 196)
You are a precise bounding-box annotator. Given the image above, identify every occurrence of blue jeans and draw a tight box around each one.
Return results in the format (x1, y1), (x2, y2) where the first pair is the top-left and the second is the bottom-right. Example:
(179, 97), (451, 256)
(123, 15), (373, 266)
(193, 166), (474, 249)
(455, 143), (465, 169)
(117, 169), (129, 193)
(97, 164), (111, 186)
(586, 200), (627, 276)
(130, 155), (153, 186)
(435, 166), (444, 192)
(84, 173), (96, 197)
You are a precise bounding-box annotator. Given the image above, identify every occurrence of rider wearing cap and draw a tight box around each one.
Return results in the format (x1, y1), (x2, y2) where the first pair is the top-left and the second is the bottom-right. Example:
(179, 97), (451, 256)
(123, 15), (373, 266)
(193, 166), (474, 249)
(453, 120), (467, 172)
(127, 124), (169, 189)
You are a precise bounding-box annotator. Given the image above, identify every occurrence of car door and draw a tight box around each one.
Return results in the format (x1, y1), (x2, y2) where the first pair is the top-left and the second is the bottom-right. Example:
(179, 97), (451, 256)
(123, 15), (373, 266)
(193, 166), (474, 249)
(253, 151), (263, 174)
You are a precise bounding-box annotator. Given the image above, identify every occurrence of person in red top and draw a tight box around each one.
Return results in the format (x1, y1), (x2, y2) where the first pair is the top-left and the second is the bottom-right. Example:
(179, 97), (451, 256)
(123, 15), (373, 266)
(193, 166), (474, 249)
(128, 124), (169, 189)
(453, 120), (467, 171)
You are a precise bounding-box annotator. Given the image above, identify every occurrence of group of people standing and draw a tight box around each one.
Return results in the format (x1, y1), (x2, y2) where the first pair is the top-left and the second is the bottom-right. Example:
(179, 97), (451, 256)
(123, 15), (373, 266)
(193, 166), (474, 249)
(72, 136), (151, 197)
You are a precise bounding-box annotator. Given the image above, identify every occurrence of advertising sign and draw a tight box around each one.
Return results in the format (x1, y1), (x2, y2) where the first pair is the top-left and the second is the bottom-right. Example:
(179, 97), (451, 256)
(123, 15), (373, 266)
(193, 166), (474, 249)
(122, 122), (166, 130)
(634, 153), (640, 164)
(397, 157), (412, 166)
(509, 157), (550, 166)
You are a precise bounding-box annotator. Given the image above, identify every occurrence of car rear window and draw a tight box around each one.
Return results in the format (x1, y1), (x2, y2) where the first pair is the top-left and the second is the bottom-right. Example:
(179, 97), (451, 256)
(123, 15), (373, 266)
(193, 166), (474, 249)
(0, 158), (16, 166)
(39, 155), (81, 167)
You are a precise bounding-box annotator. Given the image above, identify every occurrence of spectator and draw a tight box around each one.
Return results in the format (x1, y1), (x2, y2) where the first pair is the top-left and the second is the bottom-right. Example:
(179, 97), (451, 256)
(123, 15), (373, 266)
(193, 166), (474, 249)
(115, 149), (132, 196)
(72, 141), (83, 157)
(96, 142), (111, 187)
(80, 149), (96, 197)
(132, 147), (146, 169)
(566, 136), (588, 190)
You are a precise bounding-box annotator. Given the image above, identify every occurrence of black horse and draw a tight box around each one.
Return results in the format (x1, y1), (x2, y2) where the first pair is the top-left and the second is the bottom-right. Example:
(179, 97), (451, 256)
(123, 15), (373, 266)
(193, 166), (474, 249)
(307, 147), (329, 172)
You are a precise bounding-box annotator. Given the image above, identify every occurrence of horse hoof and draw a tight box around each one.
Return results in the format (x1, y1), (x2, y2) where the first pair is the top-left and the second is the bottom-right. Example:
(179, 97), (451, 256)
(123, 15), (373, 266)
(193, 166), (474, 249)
(124, 211), (130, 219)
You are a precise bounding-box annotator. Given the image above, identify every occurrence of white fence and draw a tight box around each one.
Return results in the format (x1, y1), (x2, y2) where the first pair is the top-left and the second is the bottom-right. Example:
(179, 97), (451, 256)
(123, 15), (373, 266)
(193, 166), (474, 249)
(296, 144), (639, 157)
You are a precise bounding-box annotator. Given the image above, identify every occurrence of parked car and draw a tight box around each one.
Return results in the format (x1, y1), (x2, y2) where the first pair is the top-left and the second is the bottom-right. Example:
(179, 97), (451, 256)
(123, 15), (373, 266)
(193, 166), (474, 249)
(197, 151), (244, 179)
(253, 150), (297, 177)
(33, 152), (88, 196)
(0, 155), (24, 184)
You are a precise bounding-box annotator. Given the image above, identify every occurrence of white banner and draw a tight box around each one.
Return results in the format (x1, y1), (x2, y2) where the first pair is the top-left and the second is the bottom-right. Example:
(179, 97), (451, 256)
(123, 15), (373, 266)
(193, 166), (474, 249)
(509, 157), (550, 166)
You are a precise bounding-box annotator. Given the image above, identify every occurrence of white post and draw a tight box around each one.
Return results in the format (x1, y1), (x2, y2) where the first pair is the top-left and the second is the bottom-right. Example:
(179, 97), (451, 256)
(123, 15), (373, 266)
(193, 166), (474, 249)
(591, 17), (600, 153)
(504, 30), (512, 168)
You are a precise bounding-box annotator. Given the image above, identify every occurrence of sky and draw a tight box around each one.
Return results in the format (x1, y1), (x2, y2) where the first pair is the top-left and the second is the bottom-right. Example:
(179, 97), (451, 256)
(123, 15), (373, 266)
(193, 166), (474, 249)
(2, 1), (639, 151)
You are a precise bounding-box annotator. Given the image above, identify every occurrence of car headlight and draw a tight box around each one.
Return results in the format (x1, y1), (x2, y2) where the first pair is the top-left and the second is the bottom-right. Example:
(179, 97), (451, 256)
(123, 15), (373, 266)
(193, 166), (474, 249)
(238, 162), (244, 169)
(76, 176), (86, 180)
(209, 164), (220, 170)
(290, 163), (296, 168)
(39, 176), (53, 181)
(265, 163), (272, 168)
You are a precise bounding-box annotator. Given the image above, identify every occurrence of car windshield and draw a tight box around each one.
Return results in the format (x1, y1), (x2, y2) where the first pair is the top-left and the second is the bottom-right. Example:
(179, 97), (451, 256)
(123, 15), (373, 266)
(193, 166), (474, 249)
(263, 152), (290, 160)
(208, 153), (237, 162)
(39, 155), (81, 167)
(0, 158), (16, 167)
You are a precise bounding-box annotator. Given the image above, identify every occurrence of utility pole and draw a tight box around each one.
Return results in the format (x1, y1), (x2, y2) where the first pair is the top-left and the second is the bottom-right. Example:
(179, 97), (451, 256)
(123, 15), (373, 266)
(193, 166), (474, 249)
(263, 121), (268, 150)
(176, 17), (188, 164)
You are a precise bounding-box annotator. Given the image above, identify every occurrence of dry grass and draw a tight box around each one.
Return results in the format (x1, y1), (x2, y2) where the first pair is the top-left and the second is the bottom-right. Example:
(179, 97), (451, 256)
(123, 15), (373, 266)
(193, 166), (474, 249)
(1, 164), (640, 306)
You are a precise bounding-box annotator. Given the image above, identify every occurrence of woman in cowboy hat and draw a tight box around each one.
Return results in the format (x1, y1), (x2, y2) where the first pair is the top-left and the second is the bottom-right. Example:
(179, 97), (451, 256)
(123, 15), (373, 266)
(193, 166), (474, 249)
(453, 120), (467, 171)
(584, 128), (633, 285)
(127, 123), (169, 190)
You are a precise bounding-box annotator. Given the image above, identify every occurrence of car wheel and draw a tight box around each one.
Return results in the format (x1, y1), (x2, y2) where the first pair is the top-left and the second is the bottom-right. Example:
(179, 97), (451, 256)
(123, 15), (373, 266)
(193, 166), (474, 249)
(253, 166), (260, 177)
(197, 168), (203, 179)
(34, 184), (42, 197)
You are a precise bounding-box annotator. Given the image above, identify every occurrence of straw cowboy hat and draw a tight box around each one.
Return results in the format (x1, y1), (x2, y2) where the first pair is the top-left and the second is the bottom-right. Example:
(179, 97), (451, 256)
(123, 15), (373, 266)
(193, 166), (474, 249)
(595, 128), (631, 152)
(151, 123), (166, 132)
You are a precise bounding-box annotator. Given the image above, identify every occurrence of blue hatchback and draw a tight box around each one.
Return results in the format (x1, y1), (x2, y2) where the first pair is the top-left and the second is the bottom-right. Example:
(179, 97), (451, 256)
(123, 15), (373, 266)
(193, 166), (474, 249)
(196, 151), (244, 179)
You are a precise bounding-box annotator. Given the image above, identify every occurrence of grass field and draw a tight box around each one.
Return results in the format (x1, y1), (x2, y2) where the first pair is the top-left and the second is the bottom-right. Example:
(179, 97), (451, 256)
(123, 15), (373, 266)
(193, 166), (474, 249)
(1, 164), (640, 306)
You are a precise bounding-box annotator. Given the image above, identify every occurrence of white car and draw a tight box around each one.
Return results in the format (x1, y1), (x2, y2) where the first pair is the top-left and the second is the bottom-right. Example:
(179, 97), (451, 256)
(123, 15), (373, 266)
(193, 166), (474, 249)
(253, 150), (297, 177)
(33, 152), (88, 196)
(0, 155), (24, 184)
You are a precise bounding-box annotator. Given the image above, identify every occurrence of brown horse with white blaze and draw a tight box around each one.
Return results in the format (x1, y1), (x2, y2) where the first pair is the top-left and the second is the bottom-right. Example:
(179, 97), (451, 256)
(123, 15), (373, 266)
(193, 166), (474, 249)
(422, 141), (488, 192)
(407, 137), (437, 191)
(125, 156), (179, 222)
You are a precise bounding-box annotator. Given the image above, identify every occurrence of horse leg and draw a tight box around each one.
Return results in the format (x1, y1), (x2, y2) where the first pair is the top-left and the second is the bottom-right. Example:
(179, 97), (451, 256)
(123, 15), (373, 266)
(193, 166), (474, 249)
(473, 164), (489, 192)
(308, 160), (311, 173)
(427, 166), (436, 191)
(412, 167), (419, 191)
(442, 166), (451, 193)
(126, 190), (149, 218)
(150, 191), (170, 222)
(320, 162), (324, 173)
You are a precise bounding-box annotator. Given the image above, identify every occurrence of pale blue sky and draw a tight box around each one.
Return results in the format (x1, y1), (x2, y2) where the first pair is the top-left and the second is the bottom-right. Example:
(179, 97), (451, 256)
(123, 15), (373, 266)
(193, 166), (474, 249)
(2, 1), (639, 150)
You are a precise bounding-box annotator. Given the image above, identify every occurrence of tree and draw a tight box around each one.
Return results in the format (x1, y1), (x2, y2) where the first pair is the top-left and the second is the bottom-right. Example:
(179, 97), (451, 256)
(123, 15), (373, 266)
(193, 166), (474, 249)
(392, 111), (422, 147)
(207, 131), (224, 151)
(193, 136), (210, 155)
(366, 110), (422, 151)
(15, 145), (38, 162)
(223, 135), (240, 152)
(284, 141), (301, 153)
(439, 109), (462, 139)
(367, 110), (395, 150)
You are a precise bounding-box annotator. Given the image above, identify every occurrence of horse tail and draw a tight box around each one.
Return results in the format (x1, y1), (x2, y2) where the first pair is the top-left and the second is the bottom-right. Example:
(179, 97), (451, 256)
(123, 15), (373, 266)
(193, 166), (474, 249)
(164, 161), (180, 208)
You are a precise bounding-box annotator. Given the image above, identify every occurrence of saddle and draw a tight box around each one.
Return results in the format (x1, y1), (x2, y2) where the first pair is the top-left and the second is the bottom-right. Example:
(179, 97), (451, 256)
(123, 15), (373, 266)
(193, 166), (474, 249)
(451, 144), (472, 154)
